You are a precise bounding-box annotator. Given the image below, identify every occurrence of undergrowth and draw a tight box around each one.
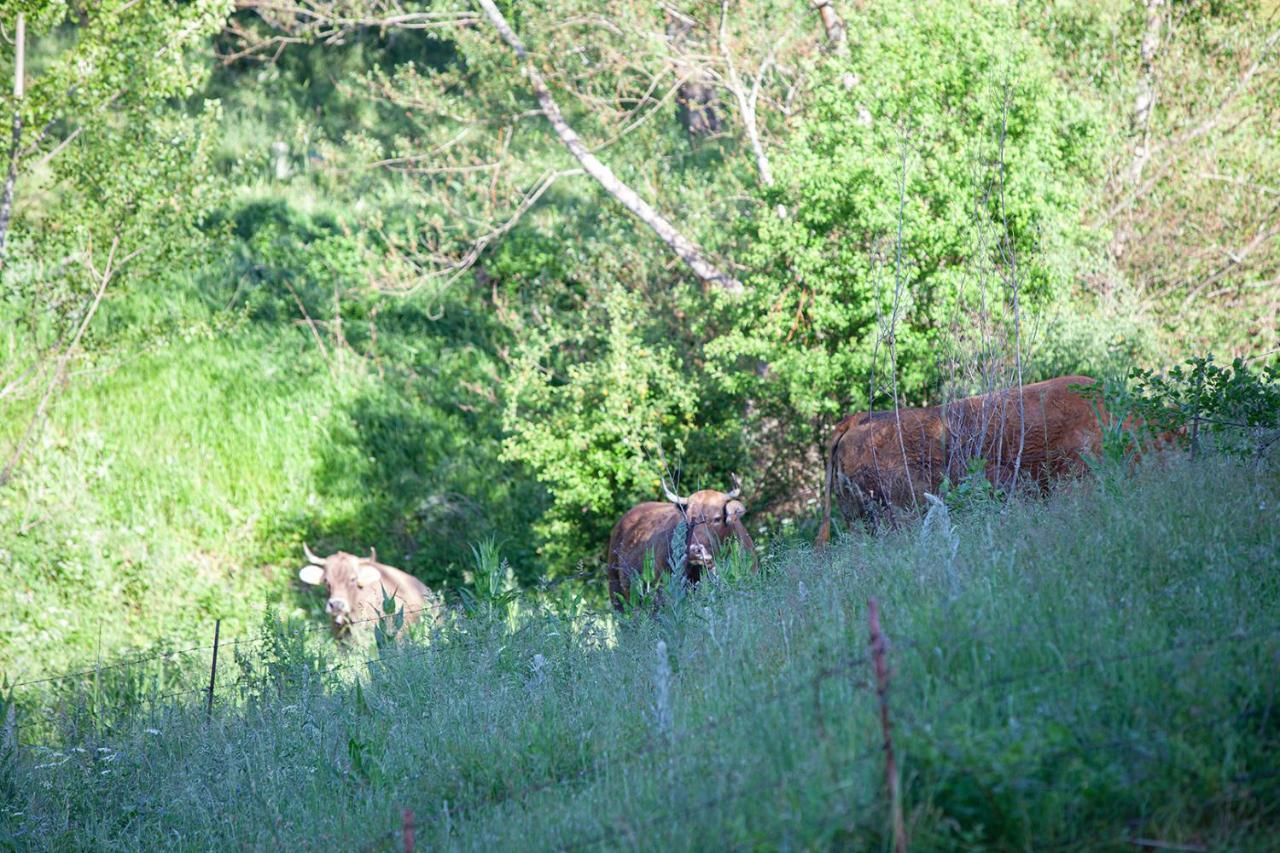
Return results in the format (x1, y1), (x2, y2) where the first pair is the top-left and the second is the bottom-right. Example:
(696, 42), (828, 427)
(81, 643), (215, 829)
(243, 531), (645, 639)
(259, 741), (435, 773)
(3, 456), (1277, 850)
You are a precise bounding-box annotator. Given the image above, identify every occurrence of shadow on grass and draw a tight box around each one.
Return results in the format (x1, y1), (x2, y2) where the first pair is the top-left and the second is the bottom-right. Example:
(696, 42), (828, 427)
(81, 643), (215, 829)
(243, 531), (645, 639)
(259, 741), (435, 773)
(266, 295), (548, 605)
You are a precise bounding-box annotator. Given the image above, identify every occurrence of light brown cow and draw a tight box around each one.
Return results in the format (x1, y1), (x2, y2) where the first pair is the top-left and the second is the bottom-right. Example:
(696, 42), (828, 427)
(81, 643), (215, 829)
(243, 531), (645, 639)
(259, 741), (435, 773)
(298, 544), (443, 638)
(607, 476), (757, 612)
(816, 375), (1104, 544)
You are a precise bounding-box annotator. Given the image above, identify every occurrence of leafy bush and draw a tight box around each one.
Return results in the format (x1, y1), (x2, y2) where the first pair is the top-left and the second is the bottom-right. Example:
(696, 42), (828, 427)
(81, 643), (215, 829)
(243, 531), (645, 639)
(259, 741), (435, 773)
(1082, 355), (1280, 462)
(708, 0), (1103, 429)
(501, 285), (705, 569)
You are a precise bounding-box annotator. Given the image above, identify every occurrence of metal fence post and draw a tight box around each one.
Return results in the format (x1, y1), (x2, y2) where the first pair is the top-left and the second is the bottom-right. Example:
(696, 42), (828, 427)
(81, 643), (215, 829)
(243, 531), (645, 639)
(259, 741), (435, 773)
(205, 619), (221, 721)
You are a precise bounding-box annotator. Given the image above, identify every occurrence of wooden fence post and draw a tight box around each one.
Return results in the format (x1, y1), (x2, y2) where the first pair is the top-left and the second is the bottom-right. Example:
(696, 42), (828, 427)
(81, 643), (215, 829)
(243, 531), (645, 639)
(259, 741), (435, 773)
(205, 619), (221, 722)
(402, 808), (415, 853)
(868, 598), (907, 853)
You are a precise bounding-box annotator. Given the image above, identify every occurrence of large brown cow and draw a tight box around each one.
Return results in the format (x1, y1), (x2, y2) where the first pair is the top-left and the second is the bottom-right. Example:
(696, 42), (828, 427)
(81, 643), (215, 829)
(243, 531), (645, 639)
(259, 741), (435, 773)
(816, 375), (1104, 544)
(607, 476), (757, 612)
(298, 544), (444, 638)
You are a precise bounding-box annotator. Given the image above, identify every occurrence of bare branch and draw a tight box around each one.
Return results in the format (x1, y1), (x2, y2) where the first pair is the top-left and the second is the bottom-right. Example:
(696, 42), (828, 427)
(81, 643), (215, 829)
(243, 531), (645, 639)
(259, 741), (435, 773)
(1, 235), (119, 487)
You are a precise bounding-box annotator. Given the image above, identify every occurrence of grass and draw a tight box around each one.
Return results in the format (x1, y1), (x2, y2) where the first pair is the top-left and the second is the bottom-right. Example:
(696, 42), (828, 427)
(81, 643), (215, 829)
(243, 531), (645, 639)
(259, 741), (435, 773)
(0, 246), (549, 683)
(4, 455), (1277, 849)
(0, 325), (343, 680)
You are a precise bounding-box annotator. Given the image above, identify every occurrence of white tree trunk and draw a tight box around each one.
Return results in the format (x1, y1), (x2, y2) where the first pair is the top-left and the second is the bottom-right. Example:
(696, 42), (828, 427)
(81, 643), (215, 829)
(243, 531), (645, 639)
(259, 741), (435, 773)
(475, 0), (742, 294)
(1126, 0), (1165, 186)
(0, 12), (26, 263)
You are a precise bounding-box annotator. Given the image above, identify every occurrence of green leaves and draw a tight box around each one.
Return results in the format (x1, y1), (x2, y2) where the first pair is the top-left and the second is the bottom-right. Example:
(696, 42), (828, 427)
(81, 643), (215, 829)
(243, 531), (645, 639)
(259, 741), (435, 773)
(710, 0), (1101, 425)
(501, 284), (701, 565)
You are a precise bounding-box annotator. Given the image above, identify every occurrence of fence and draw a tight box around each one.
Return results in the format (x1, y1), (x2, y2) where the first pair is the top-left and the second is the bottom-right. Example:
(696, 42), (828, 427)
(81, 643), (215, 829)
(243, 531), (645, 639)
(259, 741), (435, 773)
(7, 584), (1279, 851)
(349, 614), (1279, 852)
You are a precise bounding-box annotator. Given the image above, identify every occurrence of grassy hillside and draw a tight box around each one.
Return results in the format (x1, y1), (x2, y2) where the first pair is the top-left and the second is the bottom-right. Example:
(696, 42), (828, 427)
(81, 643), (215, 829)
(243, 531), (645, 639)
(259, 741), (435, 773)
(5, 456), (1277, 849)
(0, 266), (548, 681)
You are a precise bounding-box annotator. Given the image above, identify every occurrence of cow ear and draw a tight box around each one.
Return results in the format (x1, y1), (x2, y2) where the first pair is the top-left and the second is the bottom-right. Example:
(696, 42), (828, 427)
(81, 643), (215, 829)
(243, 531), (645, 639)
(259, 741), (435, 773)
(356, 562), (382, 587)
(725, 500), (746, 521)
(299, 565), (325, 586)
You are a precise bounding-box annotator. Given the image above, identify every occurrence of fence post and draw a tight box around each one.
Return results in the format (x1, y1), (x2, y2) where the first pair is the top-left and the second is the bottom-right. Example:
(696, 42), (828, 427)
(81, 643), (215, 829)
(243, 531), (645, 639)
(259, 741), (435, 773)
(402, 808), (415, 853)
(868, 598), (906, 853)
(205, 619), (221, 722)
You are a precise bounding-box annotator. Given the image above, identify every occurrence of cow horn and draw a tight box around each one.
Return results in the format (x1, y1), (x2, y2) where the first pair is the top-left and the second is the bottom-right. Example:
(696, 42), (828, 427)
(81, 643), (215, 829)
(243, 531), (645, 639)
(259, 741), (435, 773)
(725, 473), (742, 500)
(662, 479), (689, 506)
(368, 546), (377, 562)
(302, 542), (324, 565)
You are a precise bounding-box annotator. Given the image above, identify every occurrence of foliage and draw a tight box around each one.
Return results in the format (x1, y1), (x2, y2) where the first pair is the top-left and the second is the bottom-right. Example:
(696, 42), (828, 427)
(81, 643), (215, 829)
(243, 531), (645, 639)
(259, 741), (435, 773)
(501, 285), (704, 568)
(1028, 0), (1280, 355)
(1, 0), (233, 266)
(708, 0), (1103, 430)
(6, 458), (1279, 849)
(1084, 355), (1280, 461)
(3, 0), (1280, 686)
(459, 537), (521, 627)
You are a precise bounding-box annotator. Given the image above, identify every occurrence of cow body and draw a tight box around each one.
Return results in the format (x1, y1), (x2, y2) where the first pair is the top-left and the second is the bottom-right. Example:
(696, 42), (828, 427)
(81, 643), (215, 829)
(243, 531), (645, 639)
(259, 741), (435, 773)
(299, 546), (443, 639)
(817, 376), (1102, 543)
(607, 482), (757, 612)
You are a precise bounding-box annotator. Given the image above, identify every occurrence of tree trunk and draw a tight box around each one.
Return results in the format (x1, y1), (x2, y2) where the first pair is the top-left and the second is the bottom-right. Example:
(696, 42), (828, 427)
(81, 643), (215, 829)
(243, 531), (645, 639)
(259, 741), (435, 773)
(475, 0), (742, 294)
(1126, 0), (1165, 186)
(665, 9), (722, 141)
(812, 0), (848, 54)
(0, 12), (26, 264)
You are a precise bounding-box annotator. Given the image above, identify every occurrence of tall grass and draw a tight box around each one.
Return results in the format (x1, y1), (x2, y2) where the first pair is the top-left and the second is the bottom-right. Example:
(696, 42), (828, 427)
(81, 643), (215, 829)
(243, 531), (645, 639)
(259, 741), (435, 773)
(0, 326), (345, 680)
(5, 456), (1277, 849)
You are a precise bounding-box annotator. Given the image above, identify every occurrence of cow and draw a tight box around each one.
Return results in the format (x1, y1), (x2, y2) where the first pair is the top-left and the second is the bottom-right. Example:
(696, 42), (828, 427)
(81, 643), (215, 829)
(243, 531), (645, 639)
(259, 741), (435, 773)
(607, 475), (758, 612)
(298, 544), (443, 639)
(816, 375), (1105, 544)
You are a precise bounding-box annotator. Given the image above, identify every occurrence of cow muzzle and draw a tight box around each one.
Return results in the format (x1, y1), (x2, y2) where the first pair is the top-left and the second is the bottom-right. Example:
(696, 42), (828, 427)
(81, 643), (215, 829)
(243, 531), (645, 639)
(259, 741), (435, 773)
(327, 597), (351, 619)
(687, 542), (715, 568)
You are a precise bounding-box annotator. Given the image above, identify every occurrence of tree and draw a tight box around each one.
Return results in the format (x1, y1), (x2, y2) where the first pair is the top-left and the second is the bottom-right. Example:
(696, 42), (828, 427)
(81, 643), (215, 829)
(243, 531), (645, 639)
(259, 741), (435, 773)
(0, 0), (233, 483)
(706, 0), (1101, 472)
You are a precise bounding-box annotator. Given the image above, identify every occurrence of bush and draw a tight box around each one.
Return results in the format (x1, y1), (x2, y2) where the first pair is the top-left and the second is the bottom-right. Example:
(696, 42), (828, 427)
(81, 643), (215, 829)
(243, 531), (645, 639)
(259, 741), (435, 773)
(708, 0), (1104, 430)
(1081, 355), (1280, 462)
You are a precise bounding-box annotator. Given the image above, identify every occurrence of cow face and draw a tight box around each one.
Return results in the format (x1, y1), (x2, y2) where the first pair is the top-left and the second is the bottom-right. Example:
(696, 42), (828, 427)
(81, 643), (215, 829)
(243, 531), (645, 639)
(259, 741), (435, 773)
(298, 546), (383, 629)
(664, 475), (756, 576)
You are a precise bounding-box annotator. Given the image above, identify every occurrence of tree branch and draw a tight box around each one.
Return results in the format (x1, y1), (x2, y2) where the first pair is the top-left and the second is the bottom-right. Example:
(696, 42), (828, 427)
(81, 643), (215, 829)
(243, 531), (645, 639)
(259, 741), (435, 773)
(474, 0), (742, 294)
(0, 12), (25, 265)
(1, 235), (119, 488)
(811, 0), (848, 54)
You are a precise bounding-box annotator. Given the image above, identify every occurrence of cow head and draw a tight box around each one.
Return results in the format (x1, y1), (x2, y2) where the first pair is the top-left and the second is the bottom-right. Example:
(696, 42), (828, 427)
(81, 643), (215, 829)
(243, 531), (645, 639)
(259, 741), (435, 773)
(298, 544), (383, 628)
(663, 474), (756, 577)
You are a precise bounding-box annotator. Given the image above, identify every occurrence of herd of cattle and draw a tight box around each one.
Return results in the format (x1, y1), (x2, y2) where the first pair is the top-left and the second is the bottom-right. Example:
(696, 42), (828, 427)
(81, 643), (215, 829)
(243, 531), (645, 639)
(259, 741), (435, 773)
(299, 374), (1141, 634)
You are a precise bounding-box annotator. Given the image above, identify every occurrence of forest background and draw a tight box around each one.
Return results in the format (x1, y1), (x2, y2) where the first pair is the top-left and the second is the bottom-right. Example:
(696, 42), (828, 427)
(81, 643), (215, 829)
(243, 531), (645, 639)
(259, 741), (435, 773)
(1, 0), (1277, 680)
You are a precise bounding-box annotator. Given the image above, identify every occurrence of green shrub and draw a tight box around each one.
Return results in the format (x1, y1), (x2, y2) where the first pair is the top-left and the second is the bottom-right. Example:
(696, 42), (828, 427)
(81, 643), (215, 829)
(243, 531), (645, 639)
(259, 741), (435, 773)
(708, 0), (1104, 428)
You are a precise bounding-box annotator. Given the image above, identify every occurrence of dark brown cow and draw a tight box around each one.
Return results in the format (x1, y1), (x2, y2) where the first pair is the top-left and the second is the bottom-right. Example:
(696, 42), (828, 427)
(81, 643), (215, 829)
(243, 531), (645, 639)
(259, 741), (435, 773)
(298, 544), (443, 638)
(607, 476), (757, 612)
(816, 375), (1104, 544)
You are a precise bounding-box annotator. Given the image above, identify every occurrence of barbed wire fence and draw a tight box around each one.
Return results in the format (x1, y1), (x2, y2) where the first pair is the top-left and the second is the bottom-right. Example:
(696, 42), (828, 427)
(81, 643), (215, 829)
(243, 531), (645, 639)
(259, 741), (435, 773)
(344, 603), (1278, 852)
(6, 562), (614, 739)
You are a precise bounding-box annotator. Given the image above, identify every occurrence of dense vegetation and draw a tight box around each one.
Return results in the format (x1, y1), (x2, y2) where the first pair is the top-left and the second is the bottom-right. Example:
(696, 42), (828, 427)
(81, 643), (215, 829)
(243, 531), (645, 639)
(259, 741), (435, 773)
(4, 457), (1278, 848)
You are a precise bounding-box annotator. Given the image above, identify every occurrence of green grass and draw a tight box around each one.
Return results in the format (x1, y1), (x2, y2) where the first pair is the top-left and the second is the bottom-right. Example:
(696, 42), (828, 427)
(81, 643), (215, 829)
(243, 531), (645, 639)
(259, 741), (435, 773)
(1, 247), (548, 683)
(4, 456), (1277, 849)
(0, 326), (344, 680)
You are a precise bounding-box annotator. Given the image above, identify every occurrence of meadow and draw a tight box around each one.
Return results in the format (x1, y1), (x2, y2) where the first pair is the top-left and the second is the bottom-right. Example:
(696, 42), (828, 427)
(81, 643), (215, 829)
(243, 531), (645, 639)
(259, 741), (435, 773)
(3, 1), (1280, 848)
(4, 455), (1277, 849)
